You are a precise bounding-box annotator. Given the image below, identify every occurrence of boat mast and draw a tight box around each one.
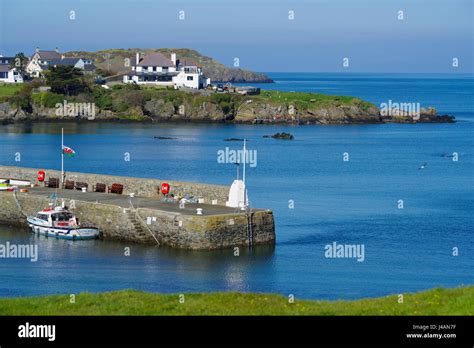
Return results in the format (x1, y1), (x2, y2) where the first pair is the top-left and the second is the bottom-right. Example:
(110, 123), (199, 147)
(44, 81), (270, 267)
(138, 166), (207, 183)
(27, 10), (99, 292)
(61, 127), (64, 187)
(242, 139), (246, 185)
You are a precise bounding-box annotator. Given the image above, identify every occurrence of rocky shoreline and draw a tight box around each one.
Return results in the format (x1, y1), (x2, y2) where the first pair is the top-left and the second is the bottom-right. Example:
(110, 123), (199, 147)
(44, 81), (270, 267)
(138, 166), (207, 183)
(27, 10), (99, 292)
(0, 103), (455, 126)
(0, 89), (455, 125)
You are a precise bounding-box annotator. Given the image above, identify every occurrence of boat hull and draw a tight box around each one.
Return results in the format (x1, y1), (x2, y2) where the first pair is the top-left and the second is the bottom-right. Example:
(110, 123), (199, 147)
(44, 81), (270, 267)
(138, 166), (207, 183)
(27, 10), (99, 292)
(27, 219), (99, 240)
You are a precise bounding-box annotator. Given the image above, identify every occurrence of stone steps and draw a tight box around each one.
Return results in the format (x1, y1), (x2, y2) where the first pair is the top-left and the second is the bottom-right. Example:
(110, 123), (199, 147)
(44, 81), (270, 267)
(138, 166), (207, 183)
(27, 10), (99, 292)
(125, 211), (147, 237)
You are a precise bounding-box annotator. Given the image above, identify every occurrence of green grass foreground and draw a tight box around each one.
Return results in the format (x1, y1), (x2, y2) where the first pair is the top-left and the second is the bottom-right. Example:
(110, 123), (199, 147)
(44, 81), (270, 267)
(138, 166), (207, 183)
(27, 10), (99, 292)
(0, 286), (472, 315)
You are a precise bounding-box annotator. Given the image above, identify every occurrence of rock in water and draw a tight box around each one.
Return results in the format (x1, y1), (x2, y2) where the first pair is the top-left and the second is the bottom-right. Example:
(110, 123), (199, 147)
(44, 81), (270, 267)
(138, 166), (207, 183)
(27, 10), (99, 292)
(263, 132), (294, 140)
(224, 138), (245, 142)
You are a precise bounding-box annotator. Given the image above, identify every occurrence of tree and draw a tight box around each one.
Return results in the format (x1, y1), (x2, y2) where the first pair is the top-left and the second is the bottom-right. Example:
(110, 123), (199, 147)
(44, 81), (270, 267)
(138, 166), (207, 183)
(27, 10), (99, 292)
(10, 83), (33, 112)
(45, 66), (90, 96)
(9, 53), (28, 76)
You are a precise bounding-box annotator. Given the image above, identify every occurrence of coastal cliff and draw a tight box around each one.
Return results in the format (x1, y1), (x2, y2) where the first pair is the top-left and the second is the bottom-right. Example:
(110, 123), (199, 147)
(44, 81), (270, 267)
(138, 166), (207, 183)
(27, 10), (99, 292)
(0, 87), (455, 125)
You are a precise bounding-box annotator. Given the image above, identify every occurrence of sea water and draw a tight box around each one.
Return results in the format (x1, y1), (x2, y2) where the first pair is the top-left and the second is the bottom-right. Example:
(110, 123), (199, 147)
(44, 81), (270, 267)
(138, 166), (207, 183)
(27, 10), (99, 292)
(0, 73), (472, 300)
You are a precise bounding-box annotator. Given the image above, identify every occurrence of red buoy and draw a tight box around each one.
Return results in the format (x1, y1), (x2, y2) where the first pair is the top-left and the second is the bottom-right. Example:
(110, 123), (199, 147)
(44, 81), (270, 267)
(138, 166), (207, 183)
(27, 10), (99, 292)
(37, 170), (45, 182)
(161, 183), (170, 195)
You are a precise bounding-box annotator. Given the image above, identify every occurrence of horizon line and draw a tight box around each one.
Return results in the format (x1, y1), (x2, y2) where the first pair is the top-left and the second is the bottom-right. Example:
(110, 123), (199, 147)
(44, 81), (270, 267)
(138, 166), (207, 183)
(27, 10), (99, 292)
(257, 71), (474, 76)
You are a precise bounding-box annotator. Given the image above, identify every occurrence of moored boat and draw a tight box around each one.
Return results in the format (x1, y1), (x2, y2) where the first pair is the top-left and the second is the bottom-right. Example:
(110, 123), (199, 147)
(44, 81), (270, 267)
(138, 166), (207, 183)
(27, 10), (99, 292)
(27, 206), (99, 240)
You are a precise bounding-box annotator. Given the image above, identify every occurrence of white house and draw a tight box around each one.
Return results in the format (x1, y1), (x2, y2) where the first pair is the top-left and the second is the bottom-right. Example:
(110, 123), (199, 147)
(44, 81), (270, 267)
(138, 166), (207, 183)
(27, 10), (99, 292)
(0, 56), (23, 83)
(0, 65), (23, 83)
(26, 47), (96, 77)
(123, 52), (210, 89)
(26, 48), (62, 77)
(174, 56), (211, 89)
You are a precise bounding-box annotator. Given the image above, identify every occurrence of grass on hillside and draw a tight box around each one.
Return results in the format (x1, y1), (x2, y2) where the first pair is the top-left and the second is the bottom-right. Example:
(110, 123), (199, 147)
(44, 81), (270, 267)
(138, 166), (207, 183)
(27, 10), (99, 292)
(255, 90), (374, 110)
(0, 84), (23, 97)
(0, 286), (472, 316)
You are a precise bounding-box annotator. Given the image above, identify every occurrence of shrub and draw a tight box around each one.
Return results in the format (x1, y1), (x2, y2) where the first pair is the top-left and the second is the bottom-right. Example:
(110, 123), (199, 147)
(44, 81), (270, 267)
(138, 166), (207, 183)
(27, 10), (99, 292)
(32, 92), (65, 108)
(93, 87), (113, 110)
(219, 101), (231, 114)
(111, 84), (124, 91)
(210, 93), (232, 104)
(112, 99), (129, 113)
(9, 83), (33, 112)
(46, 66), (90, 96)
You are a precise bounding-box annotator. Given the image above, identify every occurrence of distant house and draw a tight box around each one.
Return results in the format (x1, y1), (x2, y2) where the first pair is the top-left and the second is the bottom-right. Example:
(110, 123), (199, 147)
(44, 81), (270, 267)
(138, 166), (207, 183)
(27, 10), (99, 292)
(0, 56), (14, 65)
(123, 52), (210, 89)
(0, 56), (23, 83)
(49, 57), (96, 75)
(26, 48), (62, 77)
(174, 57), (210, 89)
(26, 47), (96, 77)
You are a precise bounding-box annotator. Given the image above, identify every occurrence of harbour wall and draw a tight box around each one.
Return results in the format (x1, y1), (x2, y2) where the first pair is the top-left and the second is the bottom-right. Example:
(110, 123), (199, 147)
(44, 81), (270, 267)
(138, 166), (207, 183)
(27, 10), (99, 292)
(0, 192), (275, 249)
(0, 165), (229, 205)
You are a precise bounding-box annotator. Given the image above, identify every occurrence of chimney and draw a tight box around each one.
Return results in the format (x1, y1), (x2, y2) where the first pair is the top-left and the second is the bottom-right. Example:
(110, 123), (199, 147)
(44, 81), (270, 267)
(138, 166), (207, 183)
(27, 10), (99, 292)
(35, 47), (40, 53)
(55, 47), (59, 53)
(136, 52), (140, 65)
(171, 53), (176, 66)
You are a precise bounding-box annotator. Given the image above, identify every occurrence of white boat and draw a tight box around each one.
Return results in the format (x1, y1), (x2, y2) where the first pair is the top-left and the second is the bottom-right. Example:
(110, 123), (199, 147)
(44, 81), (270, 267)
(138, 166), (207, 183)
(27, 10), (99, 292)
(27, 206), (100, 240)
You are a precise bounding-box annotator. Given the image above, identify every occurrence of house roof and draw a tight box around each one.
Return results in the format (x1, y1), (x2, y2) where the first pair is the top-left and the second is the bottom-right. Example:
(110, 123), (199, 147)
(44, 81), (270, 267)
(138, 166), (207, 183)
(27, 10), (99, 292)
(35, 50), (61, 60)
(177, 57), (202, 68)
(50, 57), (82, 66)
(137, 53), (174, 67)
(134, 71), (179, 76)
(0, 57), (14, 64)
(83, 63), (96, 71)
(39, 59), (96, 72)
(0, 64), (11, 72)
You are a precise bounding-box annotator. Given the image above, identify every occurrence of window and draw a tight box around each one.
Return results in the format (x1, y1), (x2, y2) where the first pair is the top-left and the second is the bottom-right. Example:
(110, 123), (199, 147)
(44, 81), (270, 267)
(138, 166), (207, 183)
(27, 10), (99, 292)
(36, 214), (49, 221)
(187, 76), (193, 81)
(0, 72), (7, 79)
(54, 213), (73, 221)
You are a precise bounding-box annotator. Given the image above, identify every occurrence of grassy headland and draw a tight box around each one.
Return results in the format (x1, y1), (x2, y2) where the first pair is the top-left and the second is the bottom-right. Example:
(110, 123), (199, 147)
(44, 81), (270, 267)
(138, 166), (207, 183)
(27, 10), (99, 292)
(0, 70), (454, 124)
(0, 81), (383, 124)
(0, 286), (472, 315)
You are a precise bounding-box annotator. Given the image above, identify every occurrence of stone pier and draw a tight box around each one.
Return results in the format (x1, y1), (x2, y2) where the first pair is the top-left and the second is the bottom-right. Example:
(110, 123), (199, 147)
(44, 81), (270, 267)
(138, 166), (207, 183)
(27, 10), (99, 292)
(0, 166), (275, 250)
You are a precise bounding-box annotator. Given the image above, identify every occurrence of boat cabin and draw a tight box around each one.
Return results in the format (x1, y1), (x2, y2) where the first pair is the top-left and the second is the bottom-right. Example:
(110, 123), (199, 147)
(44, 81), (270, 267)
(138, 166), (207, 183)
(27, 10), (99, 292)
(35, 208), (78, 228)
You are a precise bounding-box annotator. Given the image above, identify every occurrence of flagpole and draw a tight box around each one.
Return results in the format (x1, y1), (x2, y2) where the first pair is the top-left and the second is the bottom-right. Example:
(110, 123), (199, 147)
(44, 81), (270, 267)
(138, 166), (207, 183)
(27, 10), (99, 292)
(243, 139), (246, 185)
(61, 128), (64, 187)
(243, 138), (247, 209)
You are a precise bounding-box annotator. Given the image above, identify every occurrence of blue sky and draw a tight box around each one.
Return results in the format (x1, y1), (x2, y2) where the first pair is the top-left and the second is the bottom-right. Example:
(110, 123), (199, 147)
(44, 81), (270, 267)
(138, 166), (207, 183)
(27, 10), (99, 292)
(0, 0), (472, 73)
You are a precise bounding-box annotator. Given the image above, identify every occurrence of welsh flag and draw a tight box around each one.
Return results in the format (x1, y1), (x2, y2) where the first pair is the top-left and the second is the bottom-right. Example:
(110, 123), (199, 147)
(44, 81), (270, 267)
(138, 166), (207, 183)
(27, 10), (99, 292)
(62, 146), (76, 157)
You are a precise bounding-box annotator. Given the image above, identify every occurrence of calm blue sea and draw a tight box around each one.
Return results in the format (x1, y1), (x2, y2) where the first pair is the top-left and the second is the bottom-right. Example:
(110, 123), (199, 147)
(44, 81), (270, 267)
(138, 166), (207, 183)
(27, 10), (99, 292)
(0, 73), (472, 300)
